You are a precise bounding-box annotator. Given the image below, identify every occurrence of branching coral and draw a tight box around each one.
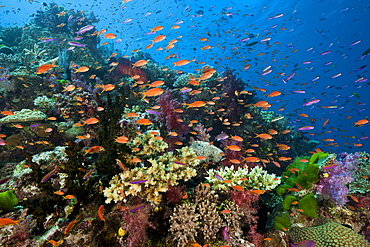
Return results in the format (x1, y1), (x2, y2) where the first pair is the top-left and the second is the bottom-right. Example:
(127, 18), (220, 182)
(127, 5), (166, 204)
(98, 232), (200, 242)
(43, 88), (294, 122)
(195, 184), (223, 243)
(169, 204), (199, 247)
(206, 165), (281, 191)
(103, 146), (200, 204)
(127, 131), (168, 156)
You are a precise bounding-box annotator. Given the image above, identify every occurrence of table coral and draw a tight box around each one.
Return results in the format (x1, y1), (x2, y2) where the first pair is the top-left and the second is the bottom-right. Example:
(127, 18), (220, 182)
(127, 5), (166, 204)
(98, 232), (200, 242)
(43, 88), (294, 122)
(288, 222), (370, 247)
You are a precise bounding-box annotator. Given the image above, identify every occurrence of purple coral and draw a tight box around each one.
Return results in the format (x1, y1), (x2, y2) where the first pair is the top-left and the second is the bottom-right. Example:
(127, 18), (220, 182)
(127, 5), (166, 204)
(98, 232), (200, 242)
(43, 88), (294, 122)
(315, 152), (359, 206)
(230, 191), (263, 246)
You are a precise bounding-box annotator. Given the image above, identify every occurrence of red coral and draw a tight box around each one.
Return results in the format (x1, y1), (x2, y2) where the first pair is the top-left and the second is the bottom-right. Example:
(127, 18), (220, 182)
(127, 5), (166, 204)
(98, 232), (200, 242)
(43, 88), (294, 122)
(163, 185), (185, 205)
(156, 90), (189, 150)
(230, 191), (262, 247)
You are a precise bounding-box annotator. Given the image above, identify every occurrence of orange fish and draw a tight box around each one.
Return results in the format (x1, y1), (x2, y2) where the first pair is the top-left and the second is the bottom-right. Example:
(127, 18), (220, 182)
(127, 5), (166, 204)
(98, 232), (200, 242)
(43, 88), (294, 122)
(73, 66), (89, 73)
(0, 218), (22, 227)
(196, 156), (207, 160)
(200, 45), (212, 50)
(103, 33), (117, 39)
(46, 239), (63, 247)
(267, 91), (281, 97)
(142, 88), (164, 97)
(136, 118), (152, 125)
(230, 135), (243, 142)
(84, 146), (105, 154)
(98, 205), (105, 222)
(102, 84), (115, 92)
(221, 210), (231, 213)
(125, 112), (138, 118)
(36, 64), (57, 74)
(231, 185), (244, 191)
(244, 157), (260, 162)
(249, 189), (265, 195)
(152, 34), (166, 43)
(254, 101), (269, 107)
(256, 133), (273, 140)
(64, 218), (78, 234)
(354, 119), (369, 126)
(151, 25), (164, 32)
(187, 101), (206, 108)
(279, 157), (292, 161)
(132, 60), (148, 68)
(1, 111), (14, 115)
(115, 136), (129, 144)
(173, 59), (190, 66)
(226, 145), (241, 151)
(63, 195), (75, 200)
(286, 188), (300, 192)
(54, 191), (65, 195)
(149, 80), (165, 87)
(83, 117), (99, 125)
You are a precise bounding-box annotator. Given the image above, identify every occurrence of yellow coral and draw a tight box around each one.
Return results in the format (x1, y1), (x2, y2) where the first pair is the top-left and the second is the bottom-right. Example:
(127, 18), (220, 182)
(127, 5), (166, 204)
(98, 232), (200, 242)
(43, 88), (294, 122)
(103, 146), (200, 204)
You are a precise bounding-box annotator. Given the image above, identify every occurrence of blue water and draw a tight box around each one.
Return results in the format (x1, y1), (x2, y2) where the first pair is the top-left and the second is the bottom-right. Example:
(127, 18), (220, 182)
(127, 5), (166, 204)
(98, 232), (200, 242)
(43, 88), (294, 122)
(1, 0), (369, 153)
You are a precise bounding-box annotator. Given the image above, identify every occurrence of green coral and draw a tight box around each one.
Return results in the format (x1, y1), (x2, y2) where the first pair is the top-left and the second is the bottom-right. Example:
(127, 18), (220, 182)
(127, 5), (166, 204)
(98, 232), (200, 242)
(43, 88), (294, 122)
(206, 165), (281, 191)
(289, 222), (370, 247)
(282, 195), (298, 211)
(274, 212), (292, 231)
(309, 151), (328, 165)
(298, 193), (318, 218)
(277, 155), (320, 196)
(0, 190), (19, 211)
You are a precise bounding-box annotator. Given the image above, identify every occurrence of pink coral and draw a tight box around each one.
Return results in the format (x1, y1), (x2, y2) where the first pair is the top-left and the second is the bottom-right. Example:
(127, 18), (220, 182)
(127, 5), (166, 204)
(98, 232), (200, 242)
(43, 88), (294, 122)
(230, 191), (263, 247)
(156, 90), (189, 150)
(120, 199), (152, 247)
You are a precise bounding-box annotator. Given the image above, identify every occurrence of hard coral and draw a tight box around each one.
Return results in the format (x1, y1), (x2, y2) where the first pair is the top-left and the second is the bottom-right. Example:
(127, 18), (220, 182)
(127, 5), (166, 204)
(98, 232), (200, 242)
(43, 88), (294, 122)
(288, 222), (370, 247)
(169, 204), (199, 247)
